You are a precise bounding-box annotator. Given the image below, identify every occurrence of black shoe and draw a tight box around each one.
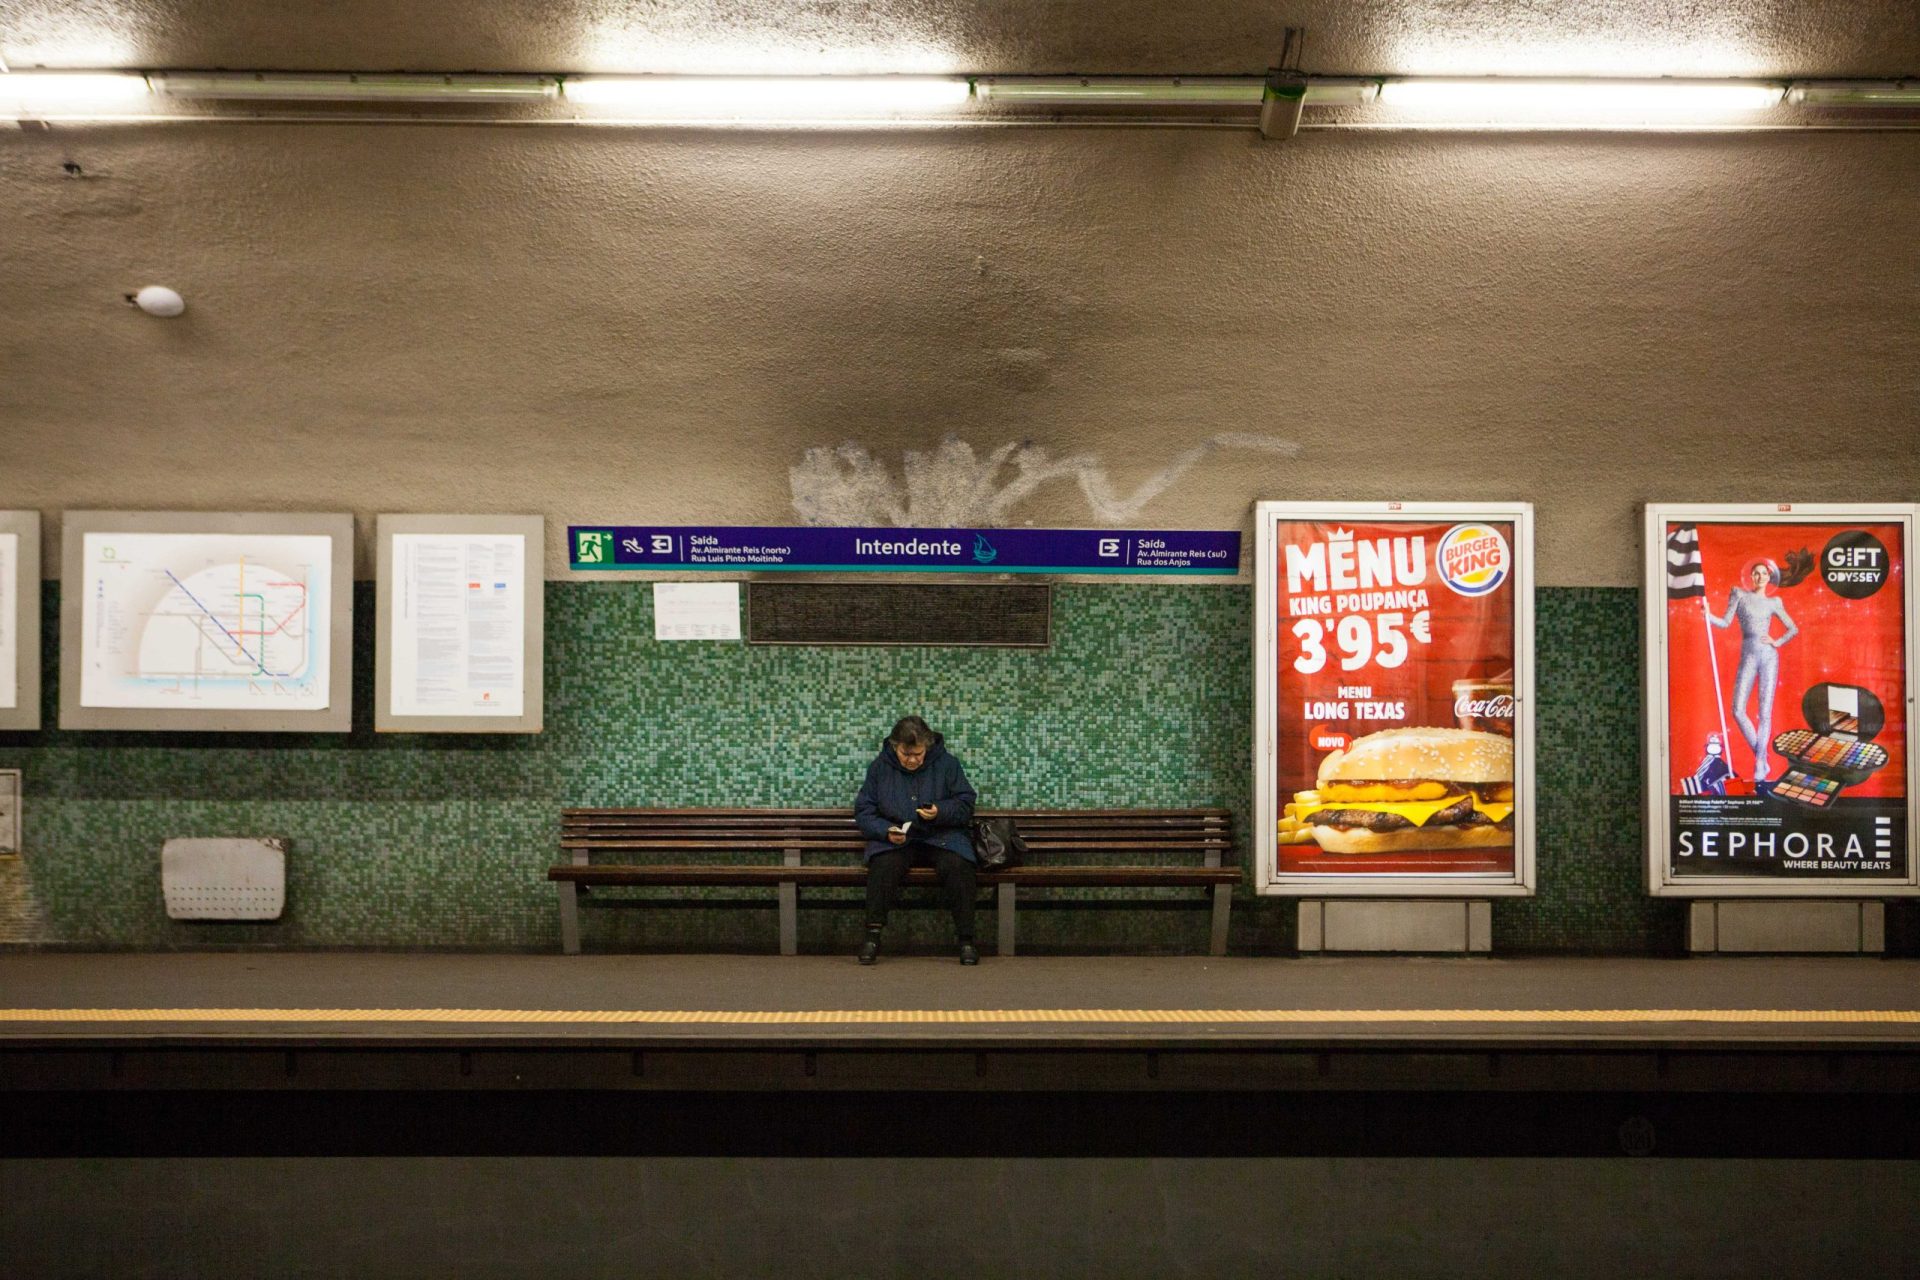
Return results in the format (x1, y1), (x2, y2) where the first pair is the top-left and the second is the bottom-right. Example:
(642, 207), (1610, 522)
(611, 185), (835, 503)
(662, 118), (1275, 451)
(858, 934), (881, 966)
(958, 943), (979, 966)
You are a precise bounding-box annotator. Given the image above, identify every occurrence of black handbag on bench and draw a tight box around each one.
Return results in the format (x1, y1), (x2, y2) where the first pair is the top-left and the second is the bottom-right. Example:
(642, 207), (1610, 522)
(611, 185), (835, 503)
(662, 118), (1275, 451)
(969, 817), (1027, 870)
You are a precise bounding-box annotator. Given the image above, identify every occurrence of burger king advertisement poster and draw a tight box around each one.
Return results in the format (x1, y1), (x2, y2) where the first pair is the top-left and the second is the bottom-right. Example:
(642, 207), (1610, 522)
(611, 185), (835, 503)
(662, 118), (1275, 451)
(1645, 504), (1920, 896)
(1254, 502), (1537, 896)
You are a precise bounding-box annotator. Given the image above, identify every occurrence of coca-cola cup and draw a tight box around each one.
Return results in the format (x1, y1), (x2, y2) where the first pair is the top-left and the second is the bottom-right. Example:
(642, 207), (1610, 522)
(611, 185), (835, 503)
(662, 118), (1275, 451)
(1452, 677), (1515, 737)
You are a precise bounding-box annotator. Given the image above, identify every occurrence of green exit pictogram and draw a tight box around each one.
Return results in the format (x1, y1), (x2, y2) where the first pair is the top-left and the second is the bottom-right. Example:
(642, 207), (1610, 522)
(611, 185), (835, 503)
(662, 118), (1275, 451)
(574, 530), (614, 564)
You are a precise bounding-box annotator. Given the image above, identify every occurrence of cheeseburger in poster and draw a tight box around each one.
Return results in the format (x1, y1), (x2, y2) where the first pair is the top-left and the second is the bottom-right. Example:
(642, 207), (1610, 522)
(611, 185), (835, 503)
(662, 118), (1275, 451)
(1255, 502), (1535, 892)
(1650, 506), (1915, 888)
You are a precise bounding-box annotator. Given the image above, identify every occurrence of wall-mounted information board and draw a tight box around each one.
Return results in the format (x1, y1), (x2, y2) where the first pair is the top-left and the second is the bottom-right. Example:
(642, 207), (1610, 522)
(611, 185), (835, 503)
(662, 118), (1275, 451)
(59, 511), (354, 732)
(375, 514), (544, 733)
(0, 511), (41, 731)
(1644, 503), (1918, 897)
(1253, 501), (1536, 897)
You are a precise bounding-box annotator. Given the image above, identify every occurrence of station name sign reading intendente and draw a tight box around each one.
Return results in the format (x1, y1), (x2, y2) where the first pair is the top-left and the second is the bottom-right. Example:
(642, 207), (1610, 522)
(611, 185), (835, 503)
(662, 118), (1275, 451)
(568, 525), (1240, 575)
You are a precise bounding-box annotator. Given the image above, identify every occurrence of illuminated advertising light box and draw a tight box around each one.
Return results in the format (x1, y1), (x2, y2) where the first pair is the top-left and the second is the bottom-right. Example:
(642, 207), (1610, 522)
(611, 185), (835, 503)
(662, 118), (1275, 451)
(1644, 504), (1919, 896)
(1253, 502), (1536, 897)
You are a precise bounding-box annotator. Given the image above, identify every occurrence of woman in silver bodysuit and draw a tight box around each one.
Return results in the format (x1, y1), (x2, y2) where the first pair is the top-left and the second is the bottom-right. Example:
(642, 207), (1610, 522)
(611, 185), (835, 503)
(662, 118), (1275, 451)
(1709, 559), (1798, 783)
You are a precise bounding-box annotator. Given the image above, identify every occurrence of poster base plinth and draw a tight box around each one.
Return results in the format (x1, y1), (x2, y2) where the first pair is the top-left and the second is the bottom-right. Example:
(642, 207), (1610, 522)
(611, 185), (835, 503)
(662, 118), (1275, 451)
(1297, 899), (1492, 954)
(1687, 900), (1886, 954)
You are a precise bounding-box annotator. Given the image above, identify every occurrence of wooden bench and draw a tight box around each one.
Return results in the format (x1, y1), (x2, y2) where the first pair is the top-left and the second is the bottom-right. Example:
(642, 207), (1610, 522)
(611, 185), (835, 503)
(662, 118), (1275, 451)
(549, 807), (1239, 956)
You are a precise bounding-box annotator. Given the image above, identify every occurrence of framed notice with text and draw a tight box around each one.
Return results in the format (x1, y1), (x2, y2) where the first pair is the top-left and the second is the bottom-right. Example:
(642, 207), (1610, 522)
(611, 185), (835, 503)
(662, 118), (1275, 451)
(59, 511), (353, 733)
(1254, 502), (1536, 897)
(0, 510), (42, 731)
(1644, 503), (1918, 896)
(376, 514), (544, 733)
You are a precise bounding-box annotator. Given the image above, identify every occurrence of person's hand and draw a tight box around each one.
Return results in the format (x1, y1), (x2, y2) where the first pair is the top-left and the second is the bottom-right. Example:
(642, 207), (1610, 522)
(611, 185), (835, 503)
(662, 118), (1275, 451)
(916, 804), (938, 821)
(887, 827), (907, 845)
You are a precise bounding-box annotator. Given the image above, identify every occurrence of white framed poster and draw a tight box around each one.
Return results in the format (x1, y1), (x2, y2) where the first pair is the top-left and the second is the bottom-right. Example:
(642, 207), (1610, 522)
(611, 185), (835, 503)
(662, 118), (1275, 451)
(1644, 503), (1919, 897)
(0, 511), (42, 731)
(59, 511), (354, 732)
(375, 514), (544, 733)
(1254, 502), (1536, 897)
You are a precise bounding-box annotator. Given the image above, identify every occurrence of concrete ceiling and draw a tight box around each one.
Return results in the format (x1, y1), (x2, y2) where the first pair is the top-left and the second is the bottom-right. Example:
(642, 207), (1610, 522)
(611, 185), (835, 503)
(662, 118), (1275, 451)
(3, 0), (1918, 77)
(0, 3), (1916, 587)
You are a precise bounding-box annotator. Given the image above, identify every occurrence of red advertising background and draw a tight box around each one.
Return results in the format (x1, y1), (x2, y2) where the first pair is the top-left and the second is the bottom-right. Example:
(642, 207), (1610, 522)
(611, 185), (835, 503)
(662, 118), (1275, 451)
(1274, 519), (1517, 876)
(1665, 521), (1907, 798)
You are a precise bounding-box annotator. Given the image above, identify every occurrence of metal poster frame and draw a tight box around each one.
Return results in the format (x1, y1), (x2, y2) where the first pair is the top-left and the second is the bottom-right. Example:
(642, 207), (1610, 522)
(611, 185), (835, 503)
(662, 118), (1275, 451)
(1643, 503), (1920, 897)
(1253, 501), (1537, 898)
(0, 510), (41, 732)
(58, 511), (355, 733)
(375, 514), (545, 733)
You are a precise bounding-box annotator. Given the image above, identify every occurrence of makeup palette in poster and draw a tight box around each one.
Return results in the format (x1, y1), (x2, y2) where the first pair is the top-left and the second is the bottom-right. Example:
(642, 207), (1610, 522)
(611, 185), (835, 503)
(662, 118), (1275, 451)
(1254, 503), (1535, 894)
(1651, 508), (1914, 886)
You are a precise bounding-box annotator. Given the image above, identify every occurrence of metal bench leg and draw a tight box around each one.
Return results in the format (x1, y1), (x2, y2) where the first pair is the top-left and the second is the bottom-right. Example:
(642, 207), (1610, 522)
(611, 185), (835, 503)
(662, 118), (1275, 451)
(778, 881), (798, 956)
(557, 883), (581, 955)
(1209, 884), (1232, 957)
(778, 847), (801, 956)
(997, 883), (1016, 957)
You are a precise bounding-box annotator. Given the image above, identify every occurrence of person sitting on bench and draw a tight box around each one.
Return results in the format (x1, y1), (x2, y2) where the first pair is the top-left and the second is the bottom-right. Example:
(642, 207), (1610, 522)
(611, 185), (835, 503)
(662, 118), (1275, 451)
(854, 716), (979, 966)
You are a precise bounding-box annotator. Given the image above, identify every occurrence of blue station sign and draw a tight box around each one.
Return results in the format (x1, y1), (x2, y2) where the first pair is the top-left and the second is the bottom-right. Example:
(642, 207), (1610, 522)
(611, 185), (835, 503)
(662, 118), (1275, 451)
(568, 525), (1241, 575)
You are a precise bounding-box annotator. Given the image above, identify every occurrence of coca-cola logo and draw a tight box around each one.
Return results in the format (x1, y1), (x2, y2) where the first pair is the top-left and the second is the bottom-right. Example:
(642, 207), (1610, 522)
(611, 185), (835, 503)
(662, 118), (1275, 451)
(1453, 692), (1515, 719)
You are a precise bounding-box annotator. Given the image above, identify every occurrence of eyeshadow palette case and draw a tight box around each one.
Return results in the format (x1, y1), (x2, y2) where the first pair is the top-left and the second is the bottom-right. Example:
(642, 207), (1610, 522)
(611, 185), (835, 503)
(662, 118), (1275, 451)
(1770, 682), (1892, 809)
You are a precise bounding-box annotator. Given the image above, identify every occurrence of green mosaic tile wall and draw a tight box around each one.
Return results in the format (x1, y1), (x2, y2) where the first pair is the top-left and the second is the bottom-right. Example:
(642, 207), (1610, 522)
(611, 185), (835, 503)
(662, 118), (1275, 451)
(3, 581), (1907, 954)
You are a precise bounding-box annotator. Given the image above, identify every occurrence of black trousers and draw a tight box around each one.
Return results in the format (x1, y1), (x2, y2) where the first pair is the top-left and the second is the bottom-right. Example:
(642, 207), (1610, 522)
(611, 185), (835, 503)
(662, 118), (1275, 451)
(864, 842), (977, 940)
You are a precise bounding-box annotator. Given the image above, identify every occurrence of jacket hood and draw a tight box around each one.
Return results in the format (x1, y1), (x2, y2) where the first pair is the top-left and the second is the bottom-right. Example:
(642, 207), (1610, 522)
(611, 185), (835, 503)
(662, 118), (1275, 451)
(878, 731), (946, 773)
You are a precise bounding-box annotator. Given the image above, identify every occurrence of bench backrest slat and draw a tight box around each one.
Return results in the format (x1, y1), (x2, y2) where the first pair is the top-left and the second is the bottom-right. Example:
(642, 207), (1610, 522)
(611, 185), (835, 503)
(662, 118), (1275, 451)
(559, 806), (1233, 866)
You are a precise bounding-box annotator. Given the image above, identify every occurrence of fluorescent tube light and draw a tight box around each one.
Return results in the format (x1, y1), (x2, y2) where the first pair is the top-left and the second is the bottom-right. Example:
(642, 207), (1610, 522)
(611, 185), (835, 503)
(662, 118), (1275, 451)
(0, 71), (150, 112)
(1787, 81), (1920, 106)
(972, 77), (1380, 107)
(561, 76), (971, 117)
(976, 78), (1263, 105)
(152, 72), (555, 102)
(1378, 78), (1784, 120)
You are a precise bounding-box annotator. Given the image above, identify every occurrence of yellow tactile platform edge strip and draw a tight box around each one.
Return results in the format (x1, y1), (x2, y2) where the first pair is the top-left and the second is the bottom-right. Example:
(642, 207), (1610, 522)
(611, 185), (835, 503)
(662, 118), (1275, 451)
(2, 1008), (1919, 1025)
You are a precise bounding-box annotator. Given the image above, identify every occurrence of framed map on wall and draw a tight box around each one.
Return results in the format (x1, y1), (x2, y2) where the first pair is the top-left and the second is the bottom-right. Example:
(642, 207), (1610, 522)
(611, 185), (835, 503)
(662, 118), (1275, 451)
(59, 511), (354, 732)
(0, 510), (42, 731)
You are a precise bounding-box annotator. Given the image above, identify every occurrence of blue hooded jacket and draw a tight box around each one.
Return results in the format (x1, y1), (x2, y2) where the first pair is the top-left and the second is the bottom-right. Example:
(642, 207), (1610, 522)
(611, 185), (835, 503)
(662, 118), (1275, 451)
(854, 732), (977, 862)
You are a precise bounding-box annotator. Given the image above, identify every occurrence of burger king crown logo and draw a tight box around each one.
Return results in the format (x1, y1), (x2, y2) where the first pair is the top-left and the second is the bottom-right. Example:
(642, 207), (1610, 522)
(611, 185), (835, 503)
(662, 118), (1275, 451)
(1435, 523), (1511, 597)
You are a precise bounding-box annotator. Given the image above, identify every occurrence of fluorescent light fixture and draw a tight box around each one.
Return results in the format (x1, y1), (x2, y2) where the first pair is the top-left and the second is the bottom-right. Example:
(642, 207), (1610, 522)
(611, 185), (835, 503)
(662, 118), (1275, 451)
(977, 77), (1263, 105)
(152, 72), (555, 102)
(1378, 77), (1784, 119)
(561, 75), (970, 117)
(1303, 80), (1384, 107)
(973, 77), (1380, 107)
(0, 71), (150, 111)
(1787, 81), (1920, 106)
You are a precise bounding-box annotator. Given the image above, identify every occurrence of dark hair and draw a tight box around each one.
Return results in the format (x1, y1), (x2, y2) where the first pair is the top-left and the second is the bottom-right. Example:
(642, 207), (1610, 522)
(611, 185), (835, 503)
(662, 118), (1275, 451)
(888, 715), (934, 749)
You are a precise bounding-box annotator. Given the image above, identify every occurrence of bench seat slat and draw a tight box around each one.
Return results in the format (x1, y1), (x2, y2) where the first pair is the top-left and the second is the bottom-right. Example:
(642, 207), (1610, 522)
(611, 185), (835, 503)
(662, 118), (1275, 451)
(549, 865), (1241, 887)
(560, 840), (1230, 854)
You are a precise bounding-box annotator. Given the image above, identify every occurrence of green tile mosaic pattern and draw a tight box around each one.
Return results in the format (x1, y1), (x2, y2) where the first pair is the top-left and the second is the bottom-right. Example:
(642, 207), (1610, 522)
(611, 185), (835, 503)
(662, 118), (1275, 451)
(1, 581), (1907, 954)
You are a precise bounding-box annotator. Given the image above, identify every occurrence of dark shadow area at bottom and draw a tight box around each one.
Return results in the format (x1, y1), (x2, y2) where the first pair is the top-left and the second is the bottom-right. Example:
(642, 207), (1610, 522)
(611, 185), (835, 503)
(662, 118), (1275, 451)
(7, 1089), (1918, 1159)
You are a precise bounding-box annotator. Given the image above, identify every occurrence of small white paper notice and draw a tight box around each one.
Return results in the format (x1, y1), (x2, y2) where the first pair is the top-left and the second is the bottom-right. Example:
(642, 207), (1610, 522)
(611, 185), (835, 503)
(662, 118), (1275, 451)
(654, 582), (741, 641)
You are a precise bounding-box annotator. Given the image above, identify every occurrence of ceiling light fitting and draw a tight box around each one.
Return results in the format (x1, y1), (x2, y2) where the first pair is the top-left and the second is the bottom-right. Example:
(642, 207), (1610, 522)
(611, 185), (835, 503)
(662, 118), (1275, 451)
(3, 69), (1917, 130)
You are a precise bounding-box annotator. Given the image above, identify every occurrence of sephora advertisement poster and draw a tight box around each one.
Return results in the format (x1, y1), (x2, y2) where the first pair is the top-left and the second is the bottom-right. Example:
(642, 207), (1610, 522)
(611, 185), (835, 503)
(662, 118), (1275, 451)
(1257, 505), (1534, 892)
(1657, 512), (1912, 883)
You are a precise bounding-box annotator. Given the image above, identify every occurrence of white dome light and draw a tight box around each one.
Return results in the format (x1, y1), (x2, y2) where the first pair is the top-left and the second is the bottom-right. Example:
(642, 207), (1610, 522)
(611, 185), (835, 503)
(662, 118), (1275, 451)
(132, 285), (186, 317)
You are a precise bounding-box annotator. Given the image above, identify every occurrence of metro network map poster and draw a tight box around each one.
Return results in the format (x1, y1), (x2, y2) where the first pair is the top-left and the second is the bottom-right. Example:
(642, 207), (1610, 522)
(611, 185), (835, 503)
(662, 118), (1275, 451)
(1254, 502), (1536, 896)
(1646, 505), (1919, 894)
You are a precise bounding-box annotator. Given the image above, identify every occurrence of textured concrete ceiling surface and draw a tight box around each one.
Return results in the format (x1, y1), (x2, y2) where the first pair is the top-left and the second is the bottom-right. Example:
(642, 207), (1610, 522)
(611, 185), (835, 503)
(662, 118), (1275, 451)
(3, 0), (1918, 77)
(0, 3), (1916, 585)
